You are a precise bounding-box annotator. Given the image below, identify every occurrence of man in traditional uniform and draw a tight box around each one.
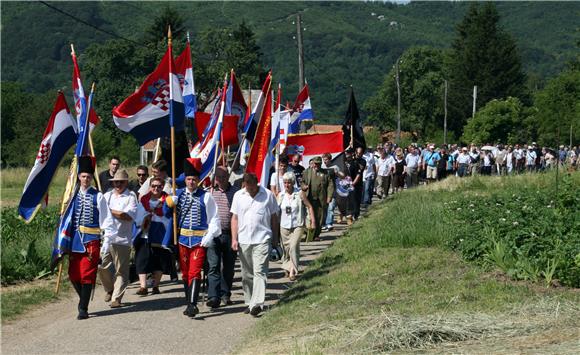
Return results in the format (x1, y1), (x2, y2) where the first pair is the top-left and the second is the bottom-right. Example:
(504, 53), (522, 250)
(69, 156), (109, 320)
(302, 156), (334, 242)
(166, 158), (221, 318)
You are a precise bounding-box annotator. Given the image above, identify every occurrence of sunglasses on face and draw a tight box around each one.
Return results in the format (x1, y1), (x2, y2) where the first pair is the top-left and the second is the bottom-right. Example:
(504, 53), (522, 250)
(151, 184), (163, 189)
(137, 173), (148, 177)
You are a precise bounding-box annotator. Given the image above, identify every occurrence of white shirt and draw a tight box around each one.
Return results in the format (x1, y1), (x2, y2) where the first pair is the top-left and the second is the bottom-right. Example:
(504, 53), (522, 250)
(514, 149), (524, 160)
(457, 153), (471, 164)
(377, 156), (395, 176)
(278, 190), (304, 229)
(526, 150), (537, 165)
(362, 152), (376, 180)
(103, 188), (138, 246)
(231, 186), (279, 245)
(405, 153), (421, 169)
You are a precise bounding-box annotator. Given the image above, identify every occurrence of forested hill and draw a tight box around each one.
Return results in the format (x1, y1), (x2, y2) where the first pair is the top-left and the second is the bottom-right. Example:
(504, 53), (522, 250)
(1, 1), (578, 121)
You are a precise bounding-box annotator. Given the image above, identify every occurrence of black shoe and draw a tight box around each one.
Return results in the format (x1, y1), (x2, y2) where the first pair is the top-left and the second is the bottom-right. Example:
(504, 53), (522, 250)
(205, 297), (220, 309)
(77, 309), (89, 320)
(243, 307), (251, 314)
(184, 304), (199, 318)
(249, 305), (262, 317)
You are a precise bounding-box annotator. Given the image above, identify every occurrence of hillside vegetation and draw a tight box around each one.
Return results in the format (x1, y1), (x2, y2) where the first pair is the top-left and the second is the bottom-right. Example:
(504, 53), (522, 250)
(239, 172), (580, 353)
(2, 1), (578, 120)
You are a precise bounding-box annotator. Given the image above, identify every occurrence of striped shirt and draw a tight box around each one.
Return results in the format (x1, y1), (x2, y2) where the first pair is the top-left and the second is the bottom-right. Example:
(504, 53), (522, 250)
(212, 184), (239, 232)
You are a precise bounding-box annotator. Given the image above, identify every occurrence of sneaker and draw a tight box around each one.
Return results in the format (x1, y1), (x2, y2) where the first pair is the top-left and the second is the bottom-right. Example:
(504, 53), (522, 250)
(110, 300), (122, 308)
(151, 287), (161, 295)
(136, 288), (148, 296)
(327, 225), (334, 231)
(321, 226), (329, 232)
(104, 292), (113, 302)
(249, 305), (262, 317)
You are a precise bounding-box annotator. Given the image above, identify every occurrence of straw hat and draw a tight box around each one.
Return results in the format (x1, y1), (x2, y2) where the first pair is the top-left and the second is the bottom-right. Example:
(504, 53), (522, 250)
(109, 169), (129, 181)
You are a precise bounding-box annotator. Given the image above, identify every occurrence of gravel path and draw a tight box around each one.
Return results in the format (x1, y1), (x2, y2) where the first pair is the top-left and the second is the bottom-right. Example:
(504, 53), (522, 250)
(2, 227), (343, 355)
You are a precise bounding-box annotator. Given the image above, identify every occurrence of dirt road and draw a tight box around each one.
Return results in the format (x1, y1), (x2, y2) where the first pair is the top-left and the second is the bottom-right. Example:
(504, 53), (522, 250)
(1, 228), (342, 354)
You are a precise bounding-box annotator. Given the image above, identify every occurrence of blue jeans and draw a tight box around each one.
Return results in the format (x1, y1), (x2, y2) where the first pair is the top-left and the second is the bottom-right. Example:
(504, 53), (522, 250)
(363, 177), (375, 205)
(325, 198), (336, 226)
(206, 233), (236, 300)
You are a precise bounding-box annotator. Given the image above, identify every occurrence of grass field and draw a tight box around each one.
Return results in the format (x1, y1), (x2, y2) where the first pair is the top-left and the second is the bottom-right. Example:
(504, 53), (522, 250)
(238, 172), (580, 353)
(1, 167), (69, 208)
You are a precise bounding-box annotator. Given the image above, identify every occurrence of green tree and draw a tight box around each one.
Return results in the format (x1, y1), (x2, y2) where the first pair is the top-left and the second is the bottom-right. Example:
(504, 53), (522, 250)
(145, 6), (186, 44)
(462, 97), (535, 145)
(192, 21), (264, 110)
(446, 2), (528, 136)
(364, 46), (446, 139)
(534, 69), (580, 147)
(2, 88), (55, 167)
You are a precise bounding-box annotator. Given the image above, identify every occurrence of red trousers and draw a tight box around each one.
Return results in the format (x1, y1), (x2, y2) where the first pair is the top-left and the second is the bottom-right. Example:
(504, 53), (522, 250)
(179, 244), (206, 286)
(68, 240), (100, 284)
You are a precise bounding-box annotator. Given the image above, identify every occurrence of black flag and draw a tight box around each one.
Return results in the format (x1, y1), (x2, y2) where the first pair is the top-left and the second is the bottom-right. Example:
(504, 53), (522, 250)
(342, 87), (366, 150)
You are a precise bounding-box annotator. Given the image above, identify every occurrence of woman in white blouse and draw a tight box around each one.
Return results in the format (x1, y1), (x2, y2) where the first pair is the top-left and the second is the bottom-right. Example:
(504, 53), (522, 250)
(277, 172), (315, 281)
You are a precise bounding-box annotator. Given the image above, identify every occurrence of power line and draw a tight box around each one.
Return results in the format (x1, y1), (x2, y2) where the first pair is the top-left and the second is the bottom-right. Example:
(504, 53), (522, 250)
(38, 1), (144, 47)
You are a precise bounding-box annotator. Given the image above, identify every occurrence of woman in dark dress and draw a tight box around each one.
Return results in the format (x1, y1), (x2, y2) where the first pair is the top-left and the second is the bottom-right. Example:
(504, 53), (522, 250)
(392, 147), (407, 193)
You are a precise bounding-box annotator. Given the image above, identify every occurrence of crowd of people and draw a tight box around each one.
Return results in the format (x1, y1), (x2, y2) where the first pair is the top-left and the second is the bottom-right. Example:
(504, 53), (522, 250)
(65, 140), (578, 320)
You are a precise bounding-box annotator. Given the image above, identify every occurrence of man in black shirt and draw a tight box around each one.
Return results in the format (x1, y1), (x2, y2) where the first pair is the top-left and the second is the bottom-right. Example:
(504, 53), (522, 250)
(98, 156), (120, 192)
(288, 154), (305, 186)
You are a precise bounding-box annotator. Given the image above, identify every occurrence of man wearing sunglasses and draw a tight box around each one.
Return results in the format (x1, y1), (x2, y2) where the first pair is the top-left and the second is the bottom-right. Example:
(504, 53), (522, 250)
(129, 165), (149, 197)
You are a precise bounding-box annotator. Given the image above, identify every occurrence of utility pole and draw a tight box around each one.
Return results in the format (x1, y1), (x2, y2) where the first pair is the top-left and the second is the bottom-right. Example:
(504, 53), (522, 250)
(296, 14), (305, 92)
(472, 85), (477, 118)
(444, 80), (448, 145)
(395, 58), (401, 145)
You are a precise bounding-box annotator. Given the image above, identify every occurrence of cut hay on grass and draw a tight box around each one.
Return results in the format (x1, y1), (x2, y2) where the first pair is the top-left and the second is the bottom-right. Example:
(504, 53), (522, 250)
(268, 298), (580, 354)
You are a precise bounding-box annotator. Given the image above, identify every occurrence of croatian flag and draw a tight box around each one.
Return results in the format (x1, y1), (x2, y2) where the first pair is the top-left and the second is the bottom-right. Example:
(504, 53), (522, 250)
(175, 41), (197, 119)
(245, 73), (273, 187)
(191, 79), (228, 181)
(289, 83), (314, 134)
(278, 110), (291, 152)
(113, 47), (185, 146)
(287, 131), (344, 168)
(71, 48), (100, 156)
(18, 92), (77, 222)
(225, 70), (248, 122)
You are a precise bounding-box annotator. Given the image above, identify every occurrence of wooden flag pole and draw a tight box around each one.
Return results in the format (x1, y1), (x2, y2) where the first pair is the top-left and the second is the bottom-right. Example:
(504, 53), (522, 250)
(168, 27), (178, 246)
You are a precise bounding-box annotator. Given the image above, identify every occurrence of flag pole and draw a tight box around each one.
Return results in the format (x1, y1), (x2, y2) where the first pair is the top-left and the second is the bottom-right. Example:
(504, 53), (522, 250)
(86, 83), (102, 192)
(212, 73), (228, 184)
(168, 27), (178, 246)
(350, 87), (354, 149)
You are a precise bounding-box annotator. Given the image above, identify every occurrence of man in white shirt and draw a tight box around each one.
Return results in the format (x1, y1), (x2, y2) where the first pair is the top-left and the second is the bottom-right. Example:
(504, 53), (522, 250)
(456, 147), (471, 177)
(231, 173), (280, 317)
(377, 147), (395, 198)
(362, 149), (376, 206)
(98, 169), (138, 308)
(526, 146), (537, 172)
(405, 146), (421, 188)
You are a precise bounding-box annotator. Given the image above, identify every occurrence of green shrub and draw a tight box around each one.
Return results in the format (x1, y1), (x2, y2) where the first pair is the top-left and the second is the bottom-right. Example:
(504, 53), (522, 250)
(445, 173), (580, 287)
(1, 206), (59, 285)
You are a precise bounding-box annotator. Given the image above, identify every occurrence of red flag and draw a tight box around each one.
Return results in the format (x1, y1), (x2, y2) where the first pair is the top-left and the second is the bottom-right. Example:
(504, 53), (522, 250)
(194, 112), (239, 146)
(245, 72), (273, 185)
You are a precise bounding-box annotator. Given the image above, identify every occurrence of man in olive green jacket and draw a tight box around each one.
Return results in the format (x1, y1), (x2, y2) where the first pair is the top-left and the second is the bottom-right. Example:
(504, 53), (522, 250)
(302, 156), (334, 242)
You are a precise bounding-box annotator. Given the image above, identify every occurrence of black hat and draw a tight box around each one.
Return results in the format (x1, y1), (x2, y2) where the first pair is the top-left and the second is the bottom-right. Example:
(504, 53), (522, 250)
(183, 158), (202, 177)
(78, 156), (95, 174)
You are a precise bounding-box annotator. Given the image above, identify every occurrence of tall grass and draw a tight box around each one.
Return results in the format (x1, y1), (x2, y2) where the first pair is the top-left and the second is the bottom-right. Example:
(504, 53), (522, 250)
(1, 167), (69, 208)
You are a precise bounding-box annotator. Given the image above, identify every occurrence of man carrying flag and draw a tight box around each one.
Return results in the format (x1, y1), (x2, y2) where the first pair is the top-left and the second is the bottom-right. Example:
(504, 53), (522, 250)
(165, 158), (221, 318)
(68, 156), (110, 320)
